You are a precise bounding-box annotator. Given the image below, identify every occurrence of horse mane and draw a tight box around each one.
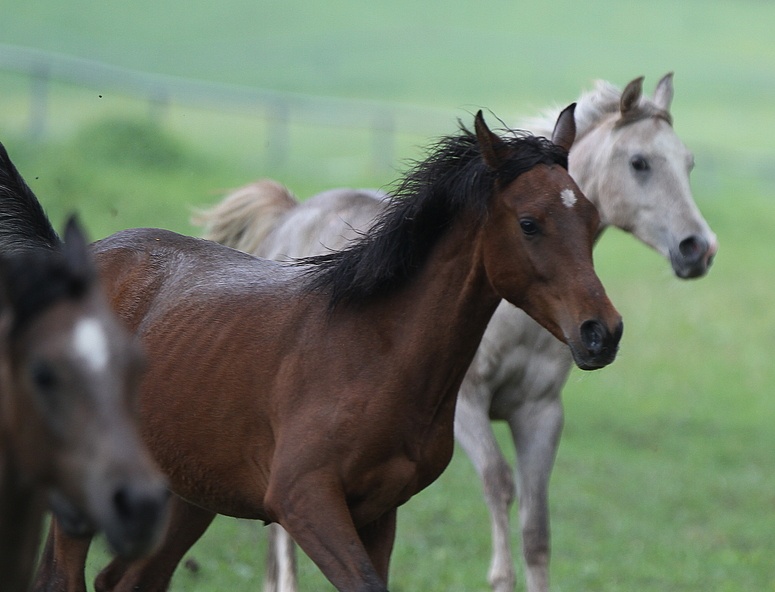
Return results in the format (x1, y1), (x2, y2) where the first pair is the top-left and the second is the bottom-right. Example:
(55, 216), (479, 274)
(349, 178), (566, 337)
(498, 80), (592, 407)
(299, 121), (568, 310)
(0, 142), (61, 255)
(0, 142), (91, 337)
(521, 79), (671, 139)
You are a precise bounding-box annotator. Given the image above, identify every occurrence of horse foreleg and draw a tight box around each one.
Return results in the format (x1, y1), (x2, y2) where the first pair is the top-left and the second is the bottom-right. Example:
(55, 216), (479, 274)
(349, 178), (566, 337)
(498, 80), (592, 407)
(358, 508), (397, 584)
(509, 397), (563, 592)
(266, 474), (388, 592)
(33, 516), (92, 592)
(454, 385), (517, 592)
(264, 523), (298, 592)
(94, 494), (215, 592)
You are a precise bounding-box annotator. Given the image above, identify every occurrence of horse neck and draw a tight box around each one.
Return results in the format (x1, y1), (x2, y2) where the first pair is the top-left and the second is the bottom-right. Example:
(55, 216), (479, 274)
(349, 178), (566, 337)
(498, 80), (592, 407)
(367, 217), (501, 396)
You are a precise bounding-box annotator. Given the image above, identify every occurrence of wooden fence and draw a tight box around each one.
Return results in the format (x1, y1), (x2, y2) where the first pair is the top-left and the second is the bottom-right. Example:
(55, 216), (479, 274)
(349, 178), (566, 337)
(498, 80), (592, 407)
(0, 43), (457, 172)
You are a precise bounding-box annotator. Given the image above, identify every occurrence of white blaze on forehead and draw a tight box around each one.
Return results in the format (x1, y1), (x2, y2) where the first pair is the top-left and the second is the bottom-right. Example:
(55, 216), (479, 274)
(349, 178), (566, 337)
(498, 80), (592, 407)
(74, 318), (109, 372)
(560, 188), (577, 208)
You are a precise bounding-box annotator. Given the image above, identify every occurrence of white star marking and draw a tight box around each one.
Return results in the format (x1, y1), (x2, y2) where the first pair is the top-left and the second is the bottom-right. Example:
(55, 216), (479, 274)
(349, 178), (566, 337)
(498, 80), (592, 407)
(560, 188), (577, 208)
(74, 318), (109, 372)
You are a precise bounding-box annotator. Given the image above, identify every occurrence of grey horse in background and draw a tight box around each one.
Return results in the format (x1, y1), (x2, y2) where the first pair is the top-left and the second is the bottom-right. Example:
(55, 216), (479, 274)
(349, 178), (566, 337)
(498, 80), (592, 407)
(196, 73), (717, 592)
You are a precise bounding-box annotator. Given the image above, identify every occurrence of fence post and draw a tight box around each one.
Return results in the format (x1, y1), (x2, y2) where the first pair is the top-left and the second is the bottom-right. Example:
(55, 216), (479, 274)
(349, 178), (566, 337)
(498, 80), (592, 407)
(28, 62), (50, 141)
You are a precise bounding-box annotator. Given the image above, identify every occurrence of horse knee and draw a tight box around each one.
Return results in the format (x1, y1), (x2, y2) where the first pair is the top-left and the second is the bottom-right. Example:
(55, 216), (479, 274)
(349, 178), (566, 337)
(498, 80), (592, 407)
(521, 526), (550, 569)
(482, 459), (516, 508)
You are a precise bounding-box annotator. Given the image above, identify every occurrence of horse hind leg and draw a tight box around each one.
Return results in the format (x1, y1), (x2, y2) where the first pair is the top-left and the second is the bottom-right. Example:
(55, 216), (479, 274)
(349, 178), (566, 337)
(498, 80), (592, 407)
(94, 494), (215, 592)
(454, 385), (517, 592)
(264, 523), (298, 592)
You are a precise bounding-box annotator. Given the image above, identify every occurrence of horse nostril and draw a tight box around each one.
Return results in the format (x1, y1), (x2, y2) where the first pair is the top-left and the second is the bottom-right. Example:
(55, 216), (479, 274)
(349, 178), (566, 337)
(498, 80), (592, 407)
(113, 484), (168, 525)
(106, 483), (169, 558)
(678, 235), (706, 262)
(580, 320), (605, 355)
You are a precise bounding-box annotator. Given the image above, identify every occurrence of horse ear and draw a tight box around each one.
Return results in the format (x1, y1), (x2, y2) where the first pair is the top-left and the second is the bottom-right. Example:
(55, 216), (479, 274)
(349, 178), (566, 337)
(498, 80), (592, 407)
(620, 76), (644, 115)
(551, 103), (577, 153)
(62, 214), (95, 282)
(474, 110), (509, 170)
(653, 72), (674, 112)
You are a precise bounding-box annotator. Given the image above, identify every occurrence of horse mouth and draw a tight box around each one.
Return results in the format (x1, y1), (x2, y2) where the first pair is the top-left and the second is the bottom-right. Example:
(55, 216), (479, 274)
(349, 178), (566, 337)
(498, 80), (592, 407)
(49, 491), (96, 539)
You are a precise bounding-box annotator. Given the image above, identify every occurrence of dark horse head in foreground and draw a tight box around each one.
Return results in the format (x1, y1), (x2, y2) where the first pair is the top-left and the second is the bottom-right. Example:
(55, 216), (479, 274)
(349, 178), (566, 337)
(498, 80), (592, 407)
(0, 144), (169, 592)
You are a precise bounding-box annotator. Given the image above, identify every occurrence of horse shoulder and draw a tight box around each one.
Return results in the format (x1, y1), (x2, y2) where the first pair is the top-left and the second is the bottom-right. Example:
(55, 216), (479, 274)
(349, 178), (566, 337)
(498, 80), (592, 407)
(92, 230), (174, 332)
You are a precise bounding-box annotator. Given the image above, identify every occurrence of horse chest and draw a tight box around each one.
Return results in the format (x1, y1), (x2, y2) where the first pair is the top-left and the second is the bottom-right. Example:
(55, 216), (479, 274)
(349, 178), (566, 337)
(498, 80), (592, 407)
(471, 304), (573, 420)
(346, 427), (455, 525)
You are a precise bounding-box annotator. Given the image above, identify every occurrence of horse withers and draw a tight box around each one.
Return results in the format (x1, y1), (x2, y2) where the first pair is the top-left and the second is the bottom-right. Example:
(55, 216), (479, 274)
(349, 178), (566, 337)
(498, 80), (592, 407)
(199, 74), (716, 592)
(0, 144), (169, 592)
(37, 109), (621, 592)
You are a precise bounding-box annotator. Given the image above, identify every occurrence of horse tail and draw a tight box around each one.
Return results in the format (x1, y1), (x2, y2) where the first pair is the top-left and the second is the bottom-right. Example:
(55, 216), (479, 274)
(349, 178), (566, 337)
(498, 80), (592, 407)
(193, 179), (299, 255)
(0, 142), (61, 254)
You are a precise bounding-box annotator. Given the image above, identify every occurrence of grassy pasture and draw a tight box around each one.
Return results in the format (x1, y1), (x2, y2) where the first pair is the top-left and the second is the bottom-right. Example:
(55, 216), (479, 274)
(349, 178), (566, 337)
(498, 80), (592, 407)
(2, 0), (774, 589)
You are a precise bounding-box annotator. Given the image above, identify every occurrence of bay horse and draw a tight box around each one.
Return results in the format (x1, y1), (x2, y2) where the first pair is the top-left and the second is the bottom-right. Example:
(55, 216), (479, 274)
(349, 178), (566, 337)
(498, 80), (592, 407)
(196, 74), (717, 592)
(35, 109), (622, 592)
(0, 144), (169, 592)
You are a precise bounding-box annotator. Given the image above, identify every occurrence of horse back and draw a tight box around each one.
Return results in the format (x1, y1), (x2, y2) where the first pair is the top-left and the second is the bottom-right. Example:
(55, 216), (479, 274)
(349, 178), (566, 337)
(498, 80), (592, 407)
(259, 188), (386, 259)
(93, 228), (300, 330)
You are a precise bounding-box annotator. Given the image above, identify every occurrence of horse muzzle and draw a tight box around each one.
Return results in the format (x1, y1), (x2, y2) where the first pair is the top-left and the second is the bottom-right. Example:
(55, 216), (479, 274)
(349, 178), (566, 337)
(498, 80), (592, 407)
(50, 479), (170, 559)
(102, 481), (171, 559)
(569, 318), (624, 370)
(49, 491), (97, 539)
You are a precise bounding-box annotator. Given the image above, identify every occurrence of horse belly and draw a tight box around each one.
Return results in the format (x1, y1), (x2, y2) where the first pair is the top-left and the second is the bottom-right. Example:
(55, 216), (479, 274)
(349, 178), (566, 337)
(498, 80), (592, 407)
(135, 314), (283, 520)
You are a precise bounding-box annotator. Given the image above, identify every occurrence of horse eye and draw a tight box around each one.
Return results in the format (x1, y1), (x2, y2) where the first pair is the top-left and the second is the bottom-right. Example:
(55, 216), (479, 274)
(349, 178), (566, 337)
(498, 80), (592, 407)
(30, 360), (58, 392)
(519, 219), (539, 236)
(630, 155), (650, 172)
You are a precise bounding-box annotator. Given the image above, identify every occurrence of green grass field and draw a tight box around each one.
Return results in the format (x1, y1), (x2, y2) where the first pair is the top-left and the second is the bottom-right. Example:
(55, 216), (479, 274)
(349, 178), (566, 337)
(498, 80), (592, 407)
(3, 1), (775, 590)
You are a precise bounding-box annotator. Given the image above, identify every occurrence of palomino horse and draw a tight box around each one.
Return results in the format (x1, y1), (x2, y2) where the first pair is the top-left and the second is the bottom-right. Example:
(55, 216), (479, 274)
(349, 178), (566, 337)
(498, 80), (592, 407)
(0, 143), (169, 592)
(35, 109), (622, 592)
(197, 74), (717, 592)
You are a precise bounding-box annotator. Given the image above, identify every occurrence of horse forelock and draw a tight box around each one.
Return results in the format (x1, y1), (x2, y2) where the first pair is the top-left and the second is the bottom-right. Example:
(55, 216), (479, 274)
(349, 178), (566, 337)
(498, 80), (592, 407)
(1, 250), (94, 340)
(299, 124), (567, 311)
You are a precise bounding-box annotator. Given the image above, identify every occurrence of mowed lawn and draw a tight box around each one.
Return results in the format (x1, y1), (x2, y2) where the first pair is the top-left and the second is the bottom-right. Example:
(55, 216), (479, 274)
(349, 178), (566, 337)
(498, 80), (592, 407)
(2, 0), (774, 589)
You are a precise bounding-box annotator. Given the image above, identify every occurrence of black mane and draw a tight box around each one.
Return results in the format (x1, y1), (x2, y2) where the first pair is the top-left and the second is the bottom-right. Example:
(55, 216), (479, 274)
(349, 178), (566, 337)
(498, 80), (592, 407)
(299, 121), (568, 310)
(0, 141), (91, 337)
(0, 142), (61, 255)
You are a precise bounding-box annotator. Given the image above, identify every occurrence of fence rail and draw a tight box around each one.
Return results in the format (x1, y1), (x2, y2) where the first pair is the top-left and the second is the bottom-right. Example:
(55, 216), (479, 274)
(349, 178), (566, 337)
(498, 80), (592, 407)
(0, 43), (459, 171)
(2, 43), (773, 189)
